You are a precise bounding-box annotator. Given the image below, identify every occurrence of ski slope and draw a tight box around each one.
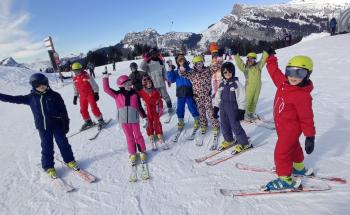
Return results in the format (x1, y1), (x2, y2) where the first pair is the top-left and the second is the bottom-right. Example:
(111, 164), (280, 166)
(0, 33), (350, 215)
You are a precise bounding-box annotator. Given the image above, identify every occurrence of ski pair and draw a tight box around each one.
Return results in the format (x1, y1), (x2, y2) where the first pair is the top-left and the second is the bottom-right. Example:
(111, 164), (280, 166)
(130, 163), (150, 182)
(150, 139), (170, 151)
(88, 118), (113, 140)
(235, 162), (347, 184)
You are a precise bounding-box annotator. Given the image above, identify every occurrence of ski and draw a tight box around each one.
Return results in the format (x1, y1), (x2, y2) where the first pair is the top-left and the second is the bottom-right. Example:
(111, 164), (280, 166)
(235, 162), (347, 184)
(195, 133), (206, 146)
(55, 156), (96, 183)
(129, 165), (137, 182)
(186, 127), (199, 141)
(88, 119), (112, 140)
(67, 122), (97, 138)
(205, 141), (268, 166)
(51, 177), (75, 193)
(162, 112), (175, 124)
(172, 129), (183, 143)
(150, 140), (158, 151)
(241, 120), (275, 130)
(140, 163), (150, 180)
(219, 183), (331, 197)
(194, 143), (234, 163)
(209, 135), (220, 150)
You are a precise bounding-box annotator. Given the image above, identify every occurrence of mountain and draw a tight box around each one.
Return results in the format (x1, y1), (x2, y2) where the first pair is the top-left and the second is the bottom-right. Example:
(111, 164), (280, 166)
(0, 57), (29, 69)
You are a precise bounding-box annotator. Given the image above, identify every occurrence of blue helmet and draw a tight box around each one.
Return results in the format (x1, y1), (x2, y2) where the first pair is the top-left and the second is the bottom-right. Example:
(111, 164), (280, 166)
(29, 73), (49, 88)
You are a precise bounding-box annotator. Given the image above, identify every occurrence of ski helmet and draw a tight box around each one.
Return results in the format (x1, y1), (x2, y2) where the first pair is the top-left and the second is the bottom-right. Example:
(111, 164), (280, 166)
(286, 55), (313, 72)
(72, 62), (83, 71)
(247, 52), (257, 59)
(29, 73), (49, 88)
(221, 62), (235, 79)
(117, 75), (131, 87)
(130, 62), (138, 70)
(192, 55), (203, 64)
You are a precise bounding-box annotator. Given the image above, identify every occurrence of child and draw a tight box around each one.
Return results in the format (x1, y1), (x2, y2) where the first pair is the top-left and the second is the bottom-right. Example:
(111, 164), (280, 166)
(212, 62), (251, 152)
(138, 74), (169, 150)
(0, 73), (78, 178)
(166, 54), (200, 132)
(211, 57), (223, 98)
(71, 62), (105, 130)
(102, 73), (148, 166)
(129, 62), (146, 92)
(264, 48), (316, 190)
(179, 55), (219, 139)
(233, 50), (268, 122)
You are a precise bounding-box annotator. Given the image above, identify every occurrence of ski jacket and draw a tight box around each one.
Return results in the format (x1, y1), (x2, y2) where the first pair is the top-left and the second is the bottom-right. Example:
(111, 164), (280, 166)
(129, 70), (146, 91)
(103, 76), (146, 124)
(213, 77), (245, 111)
(138, 88), (163, 120)
(266, 55), (316, 137)
(179, 66), (214, 98)
(0, 89), (69, 130)
(73, 70), (98, 97)
(140, 59), (167, 89)
(167, 64), (194, 97)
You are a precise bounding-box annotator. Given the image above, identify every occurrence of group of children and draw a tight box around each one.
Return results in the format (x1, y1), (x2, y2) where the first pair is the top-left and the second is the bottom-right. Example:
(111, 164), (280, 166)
(0, 46), (316, 191)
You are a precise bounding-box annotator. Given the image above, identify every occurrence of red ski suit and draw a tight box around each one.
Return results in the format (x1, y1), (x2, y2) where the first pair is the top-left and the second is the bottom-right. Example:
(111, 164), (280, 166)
(73, 71), (102, 120)
(266, 56), (316, 176)
(138, 88), (163, 136)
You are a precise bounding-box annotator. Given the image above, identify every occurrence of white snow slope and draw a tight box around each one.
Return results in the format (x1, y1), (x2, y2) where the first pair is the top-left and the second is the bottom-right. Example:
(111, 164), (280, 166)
(0, 33), (350, 215)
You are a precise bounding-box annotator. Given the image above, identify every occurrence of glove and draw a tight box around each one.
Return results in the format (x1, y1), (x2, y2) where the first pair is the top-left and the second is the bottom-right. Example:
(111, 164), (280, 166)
(305, 136), (315, 154)
(167, 81), (171, 87)
(170, 65), (176, 70)
(265, 47), (276, 55)
(236, 109), (245, 121)
(231, 48), (238, 55)
(213, 107), (219, 119)
(94, 93), (99, 101)
(73, 96), (78, 105)
(62, 118), (70, 134)
(142, 118), (148, 128)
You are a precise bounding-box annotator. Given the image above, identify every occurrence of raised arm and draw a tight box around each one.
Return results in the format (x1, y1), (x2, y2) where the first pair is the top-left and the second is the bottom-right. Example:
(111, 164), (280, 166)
(257, 51), (269, 70)
(102, 75), (117, 98)
(0, 93), (30, 105)
(266, 55), (287, 88)
(234, 54), (246, 73)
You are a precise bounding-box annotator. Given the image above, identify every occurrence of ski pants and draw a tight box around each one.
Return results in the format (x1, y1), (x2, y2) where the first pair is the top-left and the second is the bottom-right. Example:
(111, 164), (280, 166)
(121, 123), (146, 155)
(157, 86), (172, 108)
(38, 128), (75, 171)
(220, 108), (249, 145)
(176, 97), (199, 119)
(194, 95), (219, 129)
(79, 93), (102, 121)
(146, 115), (162, 136)
(274, 131), (304, 176)
(245, 82), (261, 116)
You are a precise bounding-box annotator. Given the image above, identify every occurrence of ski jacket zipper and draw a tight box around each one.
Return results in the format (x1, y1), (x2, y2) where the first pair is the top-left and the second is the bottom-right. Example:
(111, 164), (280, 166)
(40, 95), (47, 130)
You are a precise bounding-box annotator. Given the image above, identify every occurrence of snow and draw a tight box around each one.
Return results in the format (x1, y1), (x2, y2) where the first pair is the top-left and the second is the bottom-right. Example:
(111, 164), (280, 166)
(288, 0), (350, 5)
(1, 33), (350, 214)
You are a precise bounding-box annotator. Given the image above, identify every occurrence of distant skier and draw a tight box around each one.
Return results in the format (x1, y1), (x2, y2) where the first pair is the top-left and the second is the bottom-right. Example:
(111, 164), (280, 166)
(264, 47), (316, 191)
(87, 62), (95, 78)
(129, 62), (146, 92)
(0, 73), (78, 178)
(138, 74), (169, 150)
(71, 62), (106, 130)
(166, 54), (200, 132)
(330, 17), (337, 36)
(284, 33), (292, 47)
(213, 62), (250, 152)
(102, 73), (148, 167)
(112, 61), (116, 71)
(140, 47), (173, 114)
(233, 50), (268, 122)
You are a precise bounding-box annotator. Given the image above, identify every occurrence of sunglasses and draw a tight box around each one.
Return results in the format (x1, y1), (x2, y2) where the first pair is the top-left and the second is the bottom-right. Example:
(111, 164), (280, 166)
(223, 70), (233, 74)
(123, 80), (133, 87)
(142, 77), (151, 82)
(247, 58), (256, 62)
(285, 67), (308, 79)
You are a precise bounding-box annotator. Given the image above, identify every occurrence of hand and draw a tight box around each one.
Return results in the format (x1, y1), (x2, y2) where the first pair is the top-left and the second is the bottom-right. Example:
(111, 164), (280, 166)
(167, 81), (171, 87)
(236, 109), (245, 121)
(265, 47), (276, 55)
(62, 118), (70, 134)
(142, 118), (148, 128)
(305, 136), (315, 154)
(94, 93), (99, 101)
(73, 96), (78, 105)
(170, 65), (176, 70)
(213, 107), (219, 119)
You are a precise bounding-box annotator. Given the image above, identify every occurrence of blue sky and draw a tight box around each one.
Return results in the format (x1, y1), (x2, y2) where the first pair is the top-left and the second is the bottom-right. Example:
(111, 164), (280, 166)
(0, 0), (287, 63)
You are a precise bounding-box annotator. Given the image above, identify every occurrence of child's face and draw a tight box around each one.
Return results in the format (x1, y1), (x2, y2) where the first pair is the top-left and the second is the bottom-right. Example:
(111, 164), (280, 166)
(246, 58), (256, 66)
(146, 81), (153, 89)
(287, 76), (303, 85)
(223, 68), (233, 79)
(35, 85), (48, 92)
(123, 81), (133, 91)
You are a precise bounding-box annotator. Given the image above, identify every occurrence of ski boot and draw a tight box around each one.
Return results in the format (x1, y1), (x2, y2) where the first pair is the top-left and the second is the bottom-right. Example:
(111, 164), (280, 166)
(177, 119), (185, 131)
(218, 140), (234, 151)
(67, 160), (80, 171)
(129, 154), (137, 166)
(200, 125), (207, 135)
(193, 118), (200, 130)
(81, 119), (94, 131)
(231, 143), (252, 155)
(263, 176), (301, 191)
(140, 152), (147, 164)
(292, 162), (313, 176)
(157, 134), (169, 150)
(46, 168), (57, 179)
(129, 154), (137, 182)
(97, 118), (106, 130)
(212, 127), (219, 138)
(149, 135), (158, 151)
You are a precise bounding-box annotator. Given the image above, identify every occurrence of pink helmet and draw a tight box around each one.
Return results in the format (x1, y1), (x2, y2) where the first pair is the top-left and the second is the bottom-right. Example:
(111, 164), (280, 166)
(117, 75), (130, 87)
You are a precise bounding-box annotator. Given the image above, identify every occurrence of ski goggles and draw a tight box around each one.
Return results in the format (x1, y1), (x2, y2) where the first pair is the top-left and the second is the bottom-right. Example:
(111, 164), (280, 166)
(142, 76), (151, 82)
(123, 80), (133, 87)
(285, 67), (309, 79)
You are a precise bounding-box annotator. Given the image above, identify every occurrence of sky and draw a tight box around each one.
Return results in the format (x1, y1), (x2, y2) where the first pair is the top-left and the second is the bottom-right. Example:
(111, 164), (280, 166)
(0, 0), (287, 63)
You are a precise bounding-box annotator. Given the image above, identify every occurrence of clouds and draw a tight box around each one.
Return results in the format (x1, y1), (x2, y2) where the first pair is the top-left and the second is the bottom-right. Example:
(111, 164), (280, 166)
(0, 0), (46, 62)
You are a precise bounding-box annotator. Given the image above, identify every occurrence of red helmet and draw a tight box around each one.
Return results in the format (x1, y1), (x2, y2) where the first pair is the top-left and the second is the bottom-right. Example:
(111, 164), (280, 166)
(117, 75), (130, 87)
